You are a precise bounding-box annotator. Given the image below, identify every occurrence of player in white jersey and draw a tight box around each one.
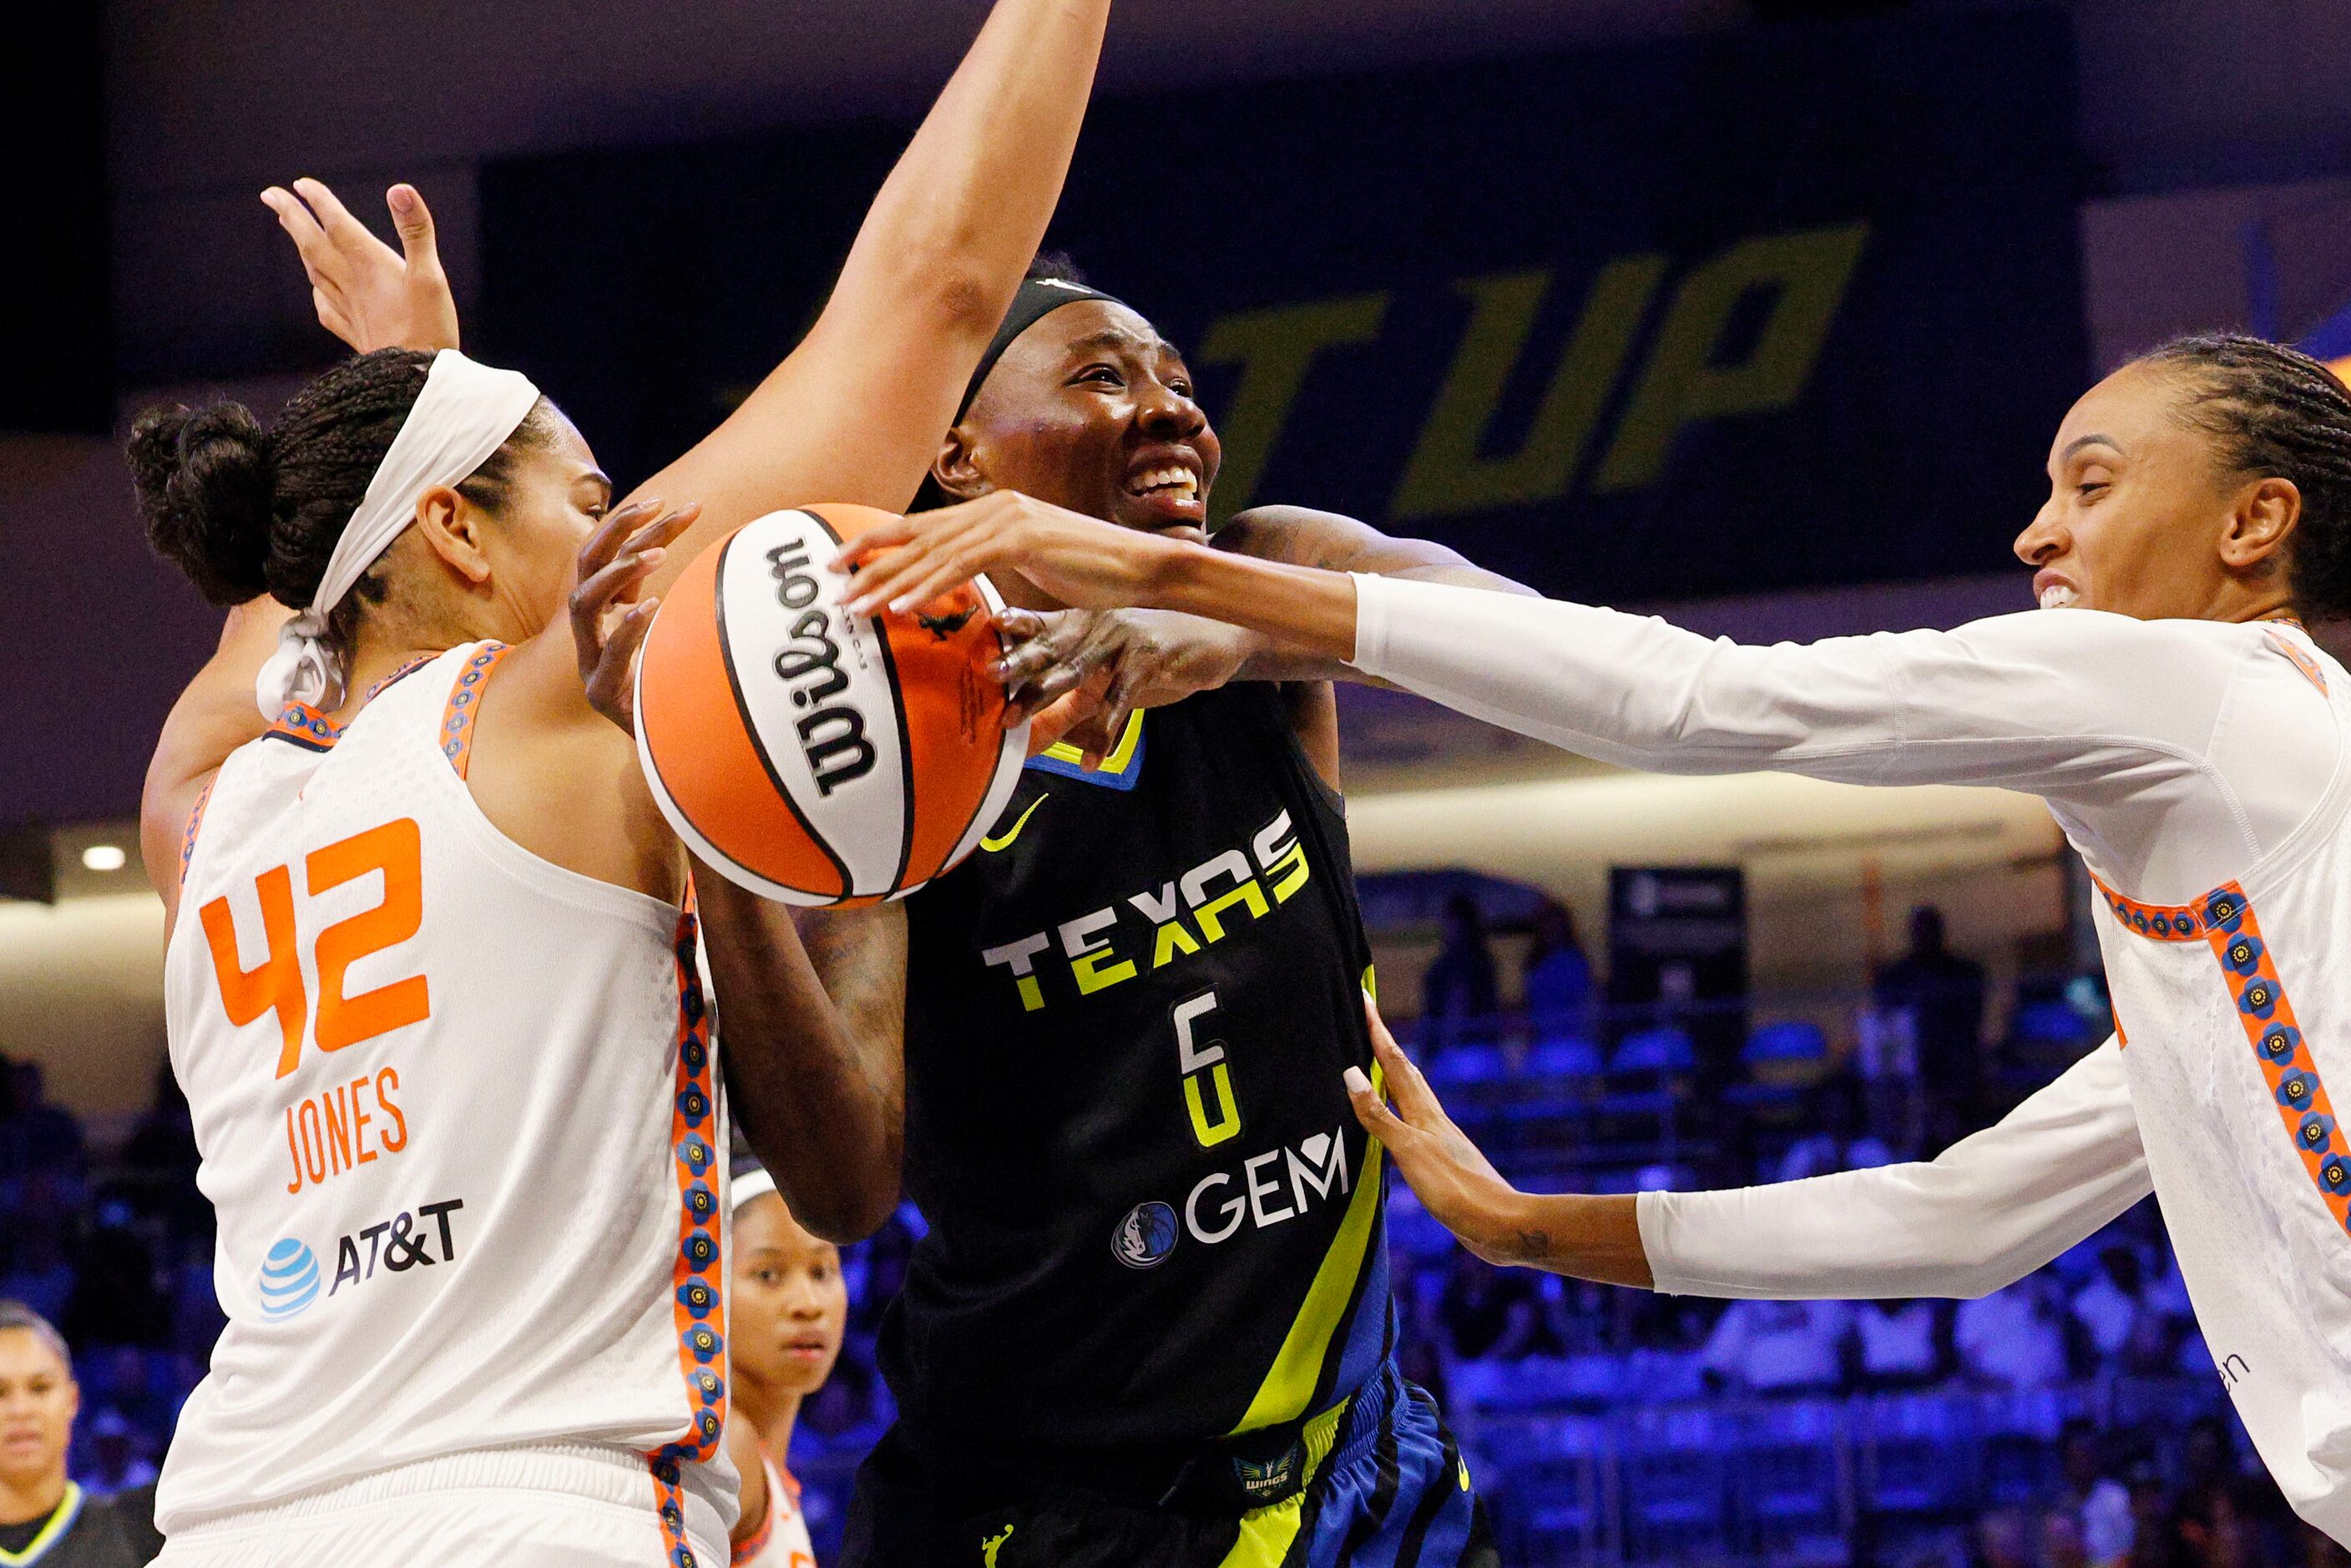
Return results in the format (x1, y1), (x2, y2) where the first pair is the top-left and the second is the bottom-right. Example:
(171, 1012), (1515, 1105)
(835, 332), (2351, 1540)
(721, 1164), (844, 1568)
(127, 3), (1111, 1562)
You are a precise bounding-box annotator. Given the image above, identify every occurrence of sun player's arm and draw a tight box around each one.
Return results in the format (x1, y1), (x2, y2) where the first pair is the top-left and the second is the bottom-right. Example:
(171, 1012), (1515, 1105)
(142, 599), (296, 929)
(983, 504), (1535, 777)
(624, 0), (1110, 582)
(1347, 1007), (2151, 1299)
(1212, 504), (1536, 680)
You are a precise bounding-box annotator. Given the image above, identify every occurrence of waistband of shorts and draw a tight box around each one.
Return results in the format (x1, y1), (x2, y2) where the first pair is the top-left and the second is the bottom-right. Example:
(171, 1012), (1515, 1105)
(1323, 1359), (1401, 1479)
(167, 1440), (728, 1549)
(902, 1355), (1403, 1510)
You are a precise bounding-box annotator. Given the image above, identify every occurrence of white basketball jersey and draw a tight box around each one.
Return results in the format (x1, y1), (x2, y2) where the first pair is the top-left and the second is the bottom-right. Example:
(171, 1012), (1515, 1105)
(2091, 629), (2351, 1540)
(157, 643), (736, 1549)
(731, 1450), (816, 1568)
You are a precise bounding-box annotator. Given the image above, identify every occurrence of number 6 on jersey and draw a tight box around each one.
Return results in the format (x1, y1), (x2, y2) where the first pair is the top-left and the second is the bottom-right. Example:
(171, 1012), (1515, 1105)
(1174, 991), (1243, 1148)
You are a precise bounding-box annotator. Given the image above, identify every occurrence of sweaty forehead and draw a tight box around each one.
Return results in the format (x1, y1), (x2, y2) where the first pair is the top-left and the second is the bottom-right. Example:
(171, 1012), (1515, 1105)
(1022, 301), (1177, 367)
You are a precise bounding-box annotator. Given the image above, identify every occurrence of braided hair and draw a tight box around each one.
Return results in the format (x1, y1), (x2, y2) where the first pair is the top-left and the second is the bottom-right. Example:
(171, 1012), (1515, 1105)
(129, 349), (547, 645)
(2136, 332), (2351, 620)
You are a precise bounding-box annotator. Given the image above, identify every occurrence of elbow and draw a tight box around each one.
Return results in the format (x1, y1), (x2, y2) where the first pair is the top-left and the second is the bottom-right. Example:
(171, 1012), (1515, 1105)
(790, 1176), (902, 1247)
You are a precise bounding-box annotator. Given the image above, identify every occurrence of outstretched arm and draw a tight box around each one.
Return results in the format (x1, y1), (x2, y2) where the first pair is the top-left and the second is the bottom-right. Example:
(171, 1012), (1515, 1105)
(842, 502), (2240, 812)
(1347, 1007), (2149, 1300)
(631, 0), (1112, 580)
(888, 501), (1540, 756)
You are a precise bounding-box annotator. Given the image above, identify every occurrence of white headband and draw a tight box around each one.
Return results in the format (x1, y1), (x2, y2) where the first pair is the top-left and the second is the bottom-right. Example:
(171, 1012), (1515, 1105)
(731, 1168), (777, 1215)
(253, 350), (543, 717)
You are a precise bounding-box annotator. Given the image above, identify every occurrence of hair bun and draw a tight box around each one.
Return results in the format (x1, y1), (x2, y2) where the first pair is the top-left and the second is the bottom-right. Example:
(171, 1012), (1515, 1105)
(128, 401), (276, 607)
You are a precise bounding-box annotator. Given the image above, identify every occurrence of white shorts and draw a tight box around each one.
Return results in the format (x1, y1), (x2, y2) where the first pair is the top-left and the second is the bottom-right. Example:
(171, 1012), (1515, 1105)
(152, 1442), (730, 1568)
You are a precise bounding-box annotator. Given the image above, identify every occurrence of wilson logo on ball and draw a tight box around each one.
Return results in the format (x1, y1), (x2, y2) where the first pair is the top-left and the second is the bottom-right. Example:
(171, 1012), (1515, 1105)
(763, 541), (878, 797)
(635, 505), (1029, 907)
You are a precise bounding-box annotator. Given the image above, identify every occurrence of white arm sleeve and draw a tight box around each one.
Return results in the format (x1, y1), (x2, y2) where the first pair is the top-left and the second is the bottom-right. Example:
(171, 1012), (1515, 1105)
(1636, 1038), (2147, 1300)
(1347, 575), (2234, 802)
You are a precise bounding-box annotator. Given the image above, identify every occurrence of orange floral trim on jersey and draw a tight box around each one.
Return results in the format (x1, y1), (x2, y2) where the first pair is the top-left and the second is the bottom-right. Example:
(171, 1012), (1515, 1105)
(264, 701), (345, 753)
(177, 776), (217, 891)
(440, 643), (515, 779)
(648, 888), (725, 1568)
(730, 1483), (775, 1567)
(2091, 874), (2204, 943)
(2266, 629), (2330, 696)
(261, 654), (442, 753)
(2197, 884), (2351, 1237)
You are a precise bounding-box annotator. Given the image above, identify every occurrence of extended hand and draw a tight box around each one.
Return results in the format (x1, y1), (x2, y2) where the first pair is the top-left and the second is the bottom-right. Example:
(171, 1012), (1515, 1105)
(1345, 1000), (1535, 1268)
(992, 606), (1256, 752)
(260, 178), (461, 354)
(833, 492), (1190, 619)
(570, 500), (700, 734)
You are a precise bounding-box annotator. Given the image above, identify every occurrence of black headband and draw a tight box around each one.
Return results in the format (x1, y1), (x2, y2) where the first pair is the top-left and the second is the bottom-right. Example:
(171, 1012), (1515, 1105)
(957, 277), (1129, 421)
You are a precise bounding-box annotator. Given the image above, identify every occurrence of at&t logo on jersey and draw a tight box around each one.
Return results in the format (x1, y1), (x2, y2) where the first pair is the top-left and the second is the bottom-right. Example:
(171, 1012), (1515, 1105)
(329, 1198), (466, 1298)
(258, 1237), (321, 1320)
(1113, 1201), (1181, 1269)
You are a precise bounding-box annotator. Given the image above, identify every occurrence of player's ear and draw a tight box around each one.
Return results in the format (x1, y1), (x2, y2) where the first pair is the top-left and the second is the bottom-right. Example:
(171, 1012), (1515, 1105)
(932, 424), (995, 503)
(412, 484), (494, 585)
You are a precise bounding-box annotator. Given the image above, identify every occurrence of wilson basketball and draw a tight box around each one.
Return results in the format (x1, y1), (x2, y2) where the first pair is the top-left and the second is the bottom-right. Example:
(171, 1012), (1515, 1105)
(633, 504), (1029, 905)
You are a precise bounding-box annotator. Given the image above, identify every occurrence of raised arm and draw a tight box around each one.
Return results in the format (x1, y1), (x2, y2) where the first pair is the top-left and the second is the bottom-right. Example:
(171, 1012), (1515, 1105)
(1347, 1009), (2151, 1301)
(141, 602), (292, 926)
(631, 0), (1111, 576)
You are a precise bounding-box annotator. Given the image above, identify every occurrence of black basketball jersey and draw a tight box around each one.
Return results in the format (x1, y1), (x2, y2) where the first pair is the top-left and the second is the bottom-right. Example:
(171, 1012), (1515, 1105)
(890, 682), (1393, 1453)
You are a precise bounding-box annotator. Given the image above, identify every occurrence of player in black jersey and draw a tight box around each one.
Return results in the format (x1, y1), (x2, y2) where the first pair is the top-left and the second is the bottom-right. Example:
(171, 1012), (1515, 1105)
(805, 262), (1527, 1568)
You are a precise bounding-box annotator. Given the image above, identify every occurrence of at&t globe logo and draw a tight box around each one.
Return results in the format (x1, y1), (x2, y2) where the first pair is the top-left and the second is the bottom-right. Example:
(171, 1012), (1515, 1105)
(1112, 1201), (1180, 1270)
(259, 1238), (321, 1320)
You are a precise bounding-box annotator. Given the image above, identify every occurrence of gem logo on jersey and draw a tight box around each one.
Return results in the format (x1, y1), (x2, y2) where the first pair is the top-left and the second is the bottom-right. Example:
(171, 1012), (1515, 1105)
(258, 1238), (321, 1320)
(1113, 1201), (1181, 1269)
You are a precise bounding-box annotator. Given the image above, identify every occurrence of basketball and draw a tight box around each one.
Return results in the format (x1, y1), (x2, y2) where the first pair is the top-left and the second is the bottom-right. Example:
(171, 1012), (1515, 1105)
(632, 503), (1029, 906)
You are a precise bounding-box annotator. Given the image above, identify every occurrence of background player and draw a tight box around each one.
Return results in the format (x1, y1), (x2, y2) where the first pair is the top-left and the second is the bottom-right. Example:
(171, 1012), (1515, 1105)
(724, 1161), (847, 1568)
(134, 2), (1111, 1560)
(840, 332), (2351, 1545)
(0, 1302), (162, 1568)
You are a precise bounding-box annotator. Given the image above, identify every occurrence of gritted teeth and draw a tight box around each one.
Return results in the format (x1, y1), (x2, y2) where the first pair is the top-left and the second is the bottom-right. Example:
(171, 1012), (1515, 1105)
(1127, 465), (1201, 500)
(2039, 584), (2079, 610)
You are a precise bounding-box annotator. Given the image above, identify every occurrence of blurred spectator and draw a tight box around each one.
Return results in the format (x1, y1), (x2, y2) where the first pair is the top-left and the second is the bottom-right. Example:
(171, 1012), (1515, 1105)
(1979, 1506), (2038, 1568)
(1421, 894), (1499, 1053)
(1855, 1298), (1953, 1388)
(0, 1302), (163, 1565)
(1775, 1133), (1844, 1183)
(1438, 1252), (1543, 1362)
(0, 1222), (75, 1325)
(2075, 1246), (2185, 1375)
(2060, 1419), (2136, 1568)
(76, 1409), (157, 1495)
(120, 1059), (204, 1237)
(1520, 899), (1595, 1044)
(60, 1227), (168, 1352)
(2046, 1508), (2093, 1568)
(2181, 1418), (2246, 1495)
(1699, 1298), (1851, 1394)
(4, 1065), (85, 1179)
(1874, 906), (1988, 1129)
(1956, 1275), (2075, 1388)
